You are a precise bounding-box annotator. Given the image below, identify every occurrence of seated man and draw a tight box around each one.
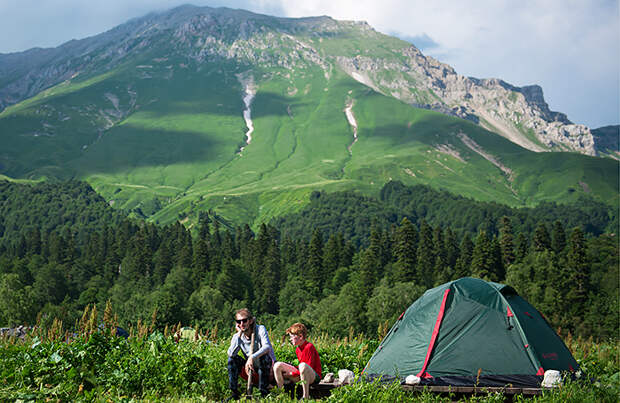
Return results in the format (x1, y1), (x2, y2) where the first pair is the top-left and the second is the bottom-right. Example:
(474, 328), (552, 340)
(273, 322), (322, 400)
(227, 308), (276, 399)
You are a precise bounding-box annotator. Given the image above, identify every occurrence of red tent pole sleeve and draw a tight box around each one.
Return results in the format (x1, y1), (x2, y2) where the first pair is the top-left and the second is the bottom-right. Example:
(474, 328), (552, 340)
(416, 289), (451, 378)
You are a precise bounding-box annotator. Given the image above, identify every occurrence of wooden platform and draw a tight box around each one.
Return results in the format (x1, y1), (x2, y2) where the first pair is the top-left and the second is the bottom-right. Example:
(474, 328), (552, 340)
(404, 384), (543, 396)
(305, 382), (545, 400)
(284, 382), (338, 399)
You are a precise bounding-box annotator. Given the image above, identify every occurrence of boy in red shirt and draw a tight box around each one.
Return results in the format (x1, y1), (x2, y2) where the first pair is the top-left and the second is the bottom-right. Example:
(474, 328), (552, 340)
(273, 322), (322, 399)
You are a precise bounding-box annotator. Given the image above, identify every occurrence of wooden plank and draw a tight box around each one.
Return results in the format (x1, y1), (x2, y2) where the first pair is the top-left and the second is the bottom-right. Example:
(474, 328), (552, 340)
(313, 383), (339, 391)
(309, 382), (544, 397)
(522, 387), (544, 395)
(403, 384), (542, 396)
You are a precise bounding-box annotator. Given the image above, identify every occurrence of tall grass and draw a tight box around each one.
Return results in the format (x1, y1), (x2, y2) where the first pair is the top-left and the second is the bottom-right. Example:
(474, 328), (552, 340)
(1, 309), (617, 402)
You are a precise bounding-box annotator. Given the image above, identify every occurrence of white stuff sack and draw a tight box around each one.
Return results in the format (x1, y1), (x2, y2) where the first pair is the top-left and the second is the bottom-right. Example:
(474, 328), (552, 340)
(337, 369), (355, 385)
(542, 370), (562, 387)
(405, 374), (421, 385)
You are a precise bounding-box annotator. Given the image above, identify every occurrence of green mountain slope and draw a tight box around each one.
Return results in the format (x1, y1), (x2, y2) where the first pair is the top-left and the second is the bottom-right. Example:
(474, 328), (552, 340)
(0, 6), (617, 228)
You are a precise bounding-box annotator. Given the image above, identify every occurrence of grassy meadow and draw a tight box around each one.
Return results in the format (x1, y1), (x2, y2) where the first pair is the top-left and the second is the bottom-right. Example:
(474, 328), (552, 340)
(1, 309), (617, 402)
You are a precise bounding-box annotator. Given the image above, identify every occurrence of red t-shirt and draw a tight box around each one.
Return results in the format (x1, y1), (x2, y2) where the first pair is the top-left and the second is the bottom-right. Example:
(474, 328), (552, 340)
(295, 341), (322, 378)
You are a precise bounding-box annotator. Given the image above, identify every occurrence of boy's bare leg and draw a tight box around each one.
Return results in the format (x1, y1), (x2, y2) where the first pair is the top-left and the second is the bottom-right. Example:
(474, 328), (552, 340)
(298, 362), (316, 399)
(273, 362), (300, 388)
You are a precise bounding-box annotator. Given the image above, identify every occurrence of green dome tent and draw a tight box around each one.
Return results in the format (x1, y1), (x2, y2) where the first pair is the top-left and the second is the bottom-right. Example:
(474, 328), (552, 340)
(363, 277), (578, 387)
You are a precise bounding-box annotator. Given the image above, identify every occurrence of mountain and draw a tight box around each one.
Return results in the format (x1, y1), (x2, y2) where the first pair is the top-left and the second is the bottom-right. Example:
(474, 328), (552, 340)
(591, 125), (620, 160)
(0, 5), (617, 227)
(0, 6), (606, 156)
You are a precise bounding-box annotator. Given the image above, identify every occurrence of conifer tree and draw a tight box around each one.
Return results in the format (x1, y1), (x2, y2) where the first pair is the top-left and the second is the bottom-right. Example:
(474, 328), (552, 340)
(515, 232), (528, 262)
(83, 232), (98, 266)
(454, 233), (474, 279)
(267, 225), (280, 246)
(367, 225), (388, 279)
(153, 241), (172, 286)
(551, 220), (567, 254)
(208, 236), (223, 278)
(249, 224), (279, 301)
(432, 226), (443, 256)
(444, 227), (459, 270)
(532, 222), (551, 252)
(307, 228), (325, 297)
(259, 240), (281, 314)
(416, 220), (435, 287)
(280, 236), (297, 267)
(40, 231), (50, 260)
(220, 230), (236, 260)
(62, 227), (77, 264)
(114, 220), (135, 259)
(380, 229), (392, 268)
(211, 219), (222, 249)
(145, 223), (161, 252)
(48, 232), (66, 263)
(432, 226), (449, 284)
(104, 225), (119, 267)
(491, 236), (505, 281)
(255, 224), (271, 259)
(499, 216), (516, 267)
(295, 239), (309, 274)
(340, 240), (355, 269)
(176, 231), (193, 269)
(120, 228), (151, 282)
(434, 228), (459, 285)
(470, 231), (494, 280)
(84, 231), (105, 272)
(393, 218), (418, 282)
(566, 227), (589, 308)
(237, 224), (254, 262)
(359, 244), (381, 297)
(323, 233), (343, 274)
(198, 212), (210, 241)
(15, 234), (27, 259)
(367, 226), (383, 262)
(26, 228), (42, 256)
(216, 258), (241, 303)
(192, 238), (209, 287)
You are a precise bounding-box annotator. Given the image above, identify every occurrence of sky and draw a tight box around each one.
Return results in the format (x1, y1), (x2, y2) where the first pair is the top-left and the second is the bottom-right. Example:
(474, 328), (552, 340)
(1, 0), (618, 128)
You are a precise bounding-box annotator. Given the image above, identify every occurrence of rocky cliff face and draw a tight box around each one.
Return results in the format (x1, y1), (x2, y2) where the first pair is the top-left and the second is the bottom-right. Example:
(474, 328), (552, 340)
(335, 45), (597, 155)
(591, 125), (620, 160)
(0, 5), (604, 156)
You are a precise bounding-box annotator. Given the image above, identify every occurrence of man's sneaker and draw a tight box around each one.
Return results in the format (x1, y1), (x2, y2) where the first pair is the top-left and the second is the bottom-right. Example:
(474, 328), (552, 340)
(223, 389), (240, 401)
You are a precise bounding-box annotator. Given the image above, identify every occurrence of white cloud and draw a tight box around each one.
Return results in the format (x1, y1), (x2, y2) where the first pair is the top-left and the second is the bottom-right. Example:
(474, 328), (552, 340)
(1, 0), (618, 127)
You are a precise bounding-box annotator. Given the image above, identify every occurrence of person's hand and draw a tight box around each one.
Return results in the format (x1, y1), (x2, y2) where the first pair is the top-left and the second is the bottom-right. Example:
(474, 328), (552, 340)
(235, 322), (243, 333)
(245, 359), (253, 375)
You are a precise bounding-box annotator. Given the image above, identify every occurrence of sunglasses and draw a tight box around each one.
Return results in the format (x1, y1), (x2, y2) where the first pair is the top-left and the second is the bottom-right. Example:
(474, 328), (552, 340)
(236, 318), (250, 324)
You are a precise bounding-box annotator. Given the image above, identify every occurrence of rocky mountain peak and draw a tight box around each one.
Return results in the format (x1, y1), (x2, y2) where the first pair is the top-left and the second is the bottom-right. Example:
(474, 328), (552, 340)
(336, 39), (599, 155)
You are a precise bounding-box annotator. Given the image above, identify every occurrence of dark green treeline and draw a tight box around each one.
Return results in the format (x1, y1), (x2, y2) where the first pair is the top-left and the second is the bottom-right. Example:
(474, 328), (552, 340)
(0, 180), (617, 340)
